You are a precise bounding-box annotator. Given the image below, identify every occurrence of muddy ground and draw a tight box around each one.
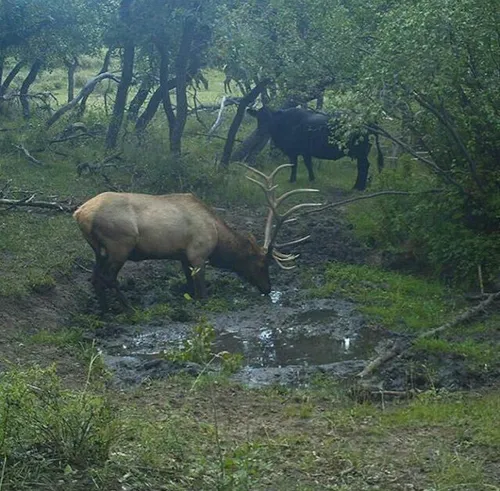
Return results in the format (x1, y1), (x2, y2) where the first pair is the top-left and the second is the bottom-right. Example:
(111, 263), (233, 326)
(1, 189), (497, 391)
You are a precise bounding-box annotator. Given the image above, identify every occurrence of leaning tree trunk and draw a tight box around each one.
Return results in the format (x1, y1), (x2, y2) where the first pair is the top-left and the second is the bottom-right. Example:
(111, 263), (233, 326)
(0, 60), (25, 99)
(20, 59), (43, 119)
(127, 75), (152, 122)
(105, 43), (135, 149)
(220, 79), (270, 168)
(78, 48), (113, 117)
(156, 40), (176, 147)
(230, 127), (270, 164)
(135, 75), (183, 133)
(135, 86), (162, 133)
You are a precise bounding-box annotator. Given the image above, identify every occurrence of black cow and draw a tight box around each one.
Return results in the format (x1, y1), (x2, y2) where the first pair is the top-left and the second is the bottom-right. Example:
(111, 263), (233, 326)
(248, 107), (384, 190)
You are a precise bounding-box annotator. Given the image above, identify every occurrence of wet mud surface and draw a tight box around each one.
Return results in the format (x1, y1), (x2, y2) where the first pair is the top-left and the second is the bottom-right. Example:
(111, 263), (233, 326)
(99, 294), (384, 387)
(96, 196), (391, 387)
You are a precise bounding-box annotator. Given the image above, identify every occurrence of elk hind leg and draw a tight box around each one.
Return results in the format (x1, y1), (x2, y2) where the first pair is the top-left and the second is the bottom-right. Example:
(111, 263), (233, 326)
(92, 249), (129, 312)
(181, 258), (196, 296)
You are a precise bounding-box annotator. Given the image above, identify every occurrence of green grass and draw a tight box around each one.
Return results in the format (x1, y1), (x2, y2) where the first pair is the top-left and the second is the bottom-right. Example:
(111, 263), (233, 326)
(4, 367), (498, 491)
(314, 262), (458, 332)
(0, 212), (90, 296)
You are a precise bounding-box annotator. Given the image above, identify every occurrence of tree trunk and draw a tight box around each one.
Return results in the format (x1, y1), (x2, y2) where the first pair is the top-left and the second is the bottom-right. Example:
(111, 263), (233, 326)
(135, 76), (180, 133)
(65, 57), (79, 103)
(156, 41), (176, 146)
(230, 128), (270, 164)
(220, 79), (270, 168)
(78, 48), (113, 117)
(105, 43), (135, 149)
(135, 86), (162, 133)
(20, 59), (43, 119)
(46, 72), (119, 128)
(0, 60), (25, 98)
(0, 56), (3, 88)
(127, 76), (152, 122)
(169, 17), (196, 156)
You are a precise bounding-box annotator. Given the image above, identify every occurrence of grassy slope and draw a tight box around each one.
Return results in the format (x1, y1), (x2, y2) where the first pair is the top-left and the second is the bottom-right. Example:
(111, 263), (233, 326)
(0, 63), (499, 490)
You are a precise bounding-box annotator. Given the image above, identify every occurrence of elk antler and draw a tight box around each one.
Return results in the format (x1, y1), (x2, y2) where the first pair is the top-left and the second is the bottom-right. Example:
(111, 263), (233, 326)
(242, 164), (323, 269)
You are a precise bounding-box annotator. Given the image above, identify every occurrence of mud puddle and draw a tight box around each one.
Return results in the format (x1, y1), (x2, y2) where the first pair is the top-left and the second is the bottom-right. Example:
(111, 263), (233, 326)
(99, 291), (385, 387)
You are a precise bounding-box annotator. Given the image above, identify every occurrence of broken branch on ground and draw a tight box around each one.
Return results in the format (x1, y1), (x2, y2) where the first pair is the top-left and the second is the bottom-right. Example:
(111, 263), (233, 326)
(13, 144), (45, 166)
(357, 290), (500, 378)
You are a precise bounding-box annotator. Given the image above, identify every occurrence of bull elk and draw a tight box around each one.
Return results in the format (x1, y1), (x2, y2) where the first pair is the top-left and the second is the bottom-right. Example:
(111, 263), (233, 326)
(73, 164), (322, 311)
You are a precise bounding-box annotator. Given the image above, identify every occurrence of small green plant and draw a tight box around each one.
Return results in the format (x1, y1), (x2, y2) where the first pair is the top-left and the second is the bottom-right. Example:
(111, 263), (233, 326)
(164, 320), (243, 374)
(116, 303), (173, 324)
(219, 352), (244, 375)
(29, 327), (84, 347)
(166, 318), (217, 365)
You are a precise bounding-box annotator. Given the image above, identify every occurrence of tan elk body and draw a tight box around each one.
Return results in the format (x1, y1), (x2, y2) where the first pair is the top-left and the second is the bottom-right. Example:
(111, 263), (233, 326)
(74, 165), (321, 310)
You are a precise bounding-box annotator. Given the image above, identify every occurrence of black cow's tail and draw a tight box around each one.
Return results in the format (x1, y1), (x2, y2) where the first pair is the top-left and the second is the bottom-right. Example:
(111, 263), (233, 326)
(374, 130), (384, 172)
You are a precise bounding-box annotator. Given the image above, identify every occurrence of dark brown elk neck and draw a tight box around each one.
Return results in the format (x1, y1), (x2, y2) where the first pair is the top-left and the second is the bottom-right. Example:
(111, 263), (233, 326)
(209, 219), (255, 272)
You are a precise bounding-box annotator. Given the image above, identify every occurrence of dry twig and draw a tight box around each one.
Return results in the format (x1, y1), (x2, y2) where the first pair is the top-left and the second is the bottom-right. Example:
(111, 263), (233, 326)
(357, 291), (500, 378)
(0, 196), (76, 212)
(13, 144), (45, 166)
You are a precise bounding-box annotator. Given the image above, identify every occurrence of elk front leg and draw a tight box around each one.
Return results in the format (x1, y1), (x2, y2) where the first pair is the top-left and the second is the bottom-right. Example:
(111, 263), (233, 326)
(182, 259), (207, 299)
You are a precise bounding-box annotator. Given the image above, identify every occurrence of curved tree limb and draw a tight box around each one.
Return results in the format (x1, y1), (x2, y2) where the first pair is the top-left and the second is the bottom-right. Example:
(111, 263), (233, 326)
(46, 73), (120, 128)
(412, 91), (484, 193)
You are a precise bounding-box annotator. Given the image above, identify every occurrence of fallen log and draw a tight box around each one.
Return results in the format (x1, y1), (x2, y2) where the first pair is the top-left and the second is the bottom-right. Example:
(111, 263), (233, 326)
(0, 196), (76, 212)
(357, 291), (500, 378)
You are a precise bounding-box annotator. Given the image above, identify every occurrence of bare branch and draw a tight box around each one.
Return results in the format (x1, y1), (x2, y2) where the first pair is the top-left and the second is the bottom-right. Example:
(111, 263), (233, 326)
(367, 124), (467, 194)
(13, 144), (45, 166)
(357, 291), (500, 378)
(412, 91), (484, 192)
(207, 96), (227, 137)
(300, 189), (444, 216)
(0, 197), (76, 212)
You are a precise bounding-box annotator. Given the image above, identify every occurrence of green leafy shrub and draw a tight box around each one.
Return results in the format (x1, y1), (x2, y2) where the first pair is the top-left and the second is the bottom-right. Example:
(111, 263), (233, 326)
(348, 162), (500, 288)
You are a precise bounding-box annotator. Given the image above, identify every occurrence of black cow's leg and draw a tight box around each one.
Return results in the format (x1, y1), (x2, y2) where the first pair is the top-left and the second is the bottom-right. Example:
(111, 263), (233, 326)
(303, 154), (315, 181)
(289, 155), (299, 182)
(354, 156), (370, 190)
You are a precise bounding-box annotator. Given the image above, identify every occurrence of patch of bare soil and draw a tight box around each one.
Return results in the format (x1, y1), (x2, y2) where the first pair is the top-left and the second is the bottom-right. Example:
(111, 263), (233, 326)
(0, 270), (91, 385)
